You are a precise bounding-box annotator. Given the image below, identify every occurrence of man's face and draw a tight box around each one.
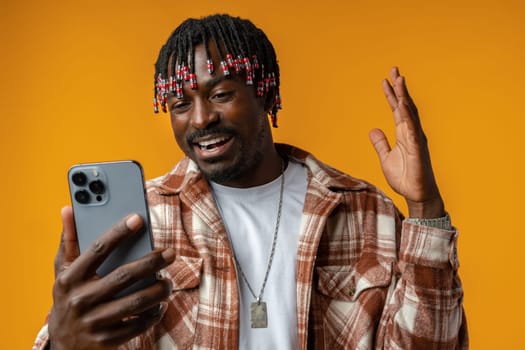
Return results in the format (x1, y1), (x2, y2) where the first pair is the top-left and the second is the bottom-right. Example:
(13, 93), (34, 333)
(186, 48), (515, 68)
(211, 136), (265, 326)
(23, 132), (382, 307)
(167, 44), (274, 187)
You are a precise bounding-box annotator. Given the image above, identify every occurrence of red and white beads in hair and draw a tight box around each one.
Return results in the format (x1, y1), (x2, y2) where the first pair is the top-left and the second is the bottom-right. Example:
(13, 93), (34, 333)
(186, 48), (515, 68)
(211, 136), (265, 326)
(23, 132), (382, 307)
(189, 73), (197, 90)
(176, 64), (183, 81)
(252, 55), (260, 70)
(182, 66), (190, 81)
(154, 53), (281, 126)
(154, 73), (168, 113)
(206, 59), (214, 74)
(226, 54), (234, 68)
(153, 97), (159, 113)
(243, 57), (253, 85)
(175, 82), (183, 99)
(221, 60), (230, 76)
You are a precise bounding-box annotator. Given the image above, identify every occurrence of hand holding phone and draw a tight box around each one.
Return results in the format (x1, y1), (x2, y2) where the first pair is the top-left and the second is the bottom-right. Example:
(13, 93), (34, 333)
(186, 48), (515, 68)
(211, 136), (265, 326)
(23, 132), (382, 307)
(47, 161), (175, 350)
(67, 160), (156, 296)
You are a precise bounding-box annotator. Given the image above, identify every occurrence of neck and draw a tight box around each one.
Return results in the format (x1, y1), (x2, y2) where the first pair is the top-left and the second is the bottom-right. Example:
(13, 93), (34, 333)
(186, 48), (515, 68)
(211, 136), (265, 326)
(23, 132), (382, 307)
(214, 146), (283, 188)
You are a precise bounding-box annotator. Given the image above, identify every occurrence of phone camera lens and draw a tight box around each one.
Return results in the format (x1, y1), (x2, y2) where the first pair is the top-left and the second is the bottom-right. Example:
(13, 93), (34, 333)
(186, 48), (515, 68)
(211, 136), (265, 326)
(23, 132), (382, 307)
(89, 180), (105, 194)
(72, 172), (87, 186)
(75, 190), (90, 204)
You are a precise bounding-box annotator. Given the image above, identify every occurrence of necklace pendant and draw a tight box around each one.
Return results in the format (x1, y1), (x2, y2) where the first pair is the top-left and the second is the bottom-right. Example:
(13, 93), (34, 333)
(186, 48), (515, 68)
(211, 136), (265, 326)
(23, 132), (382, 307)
(250, 301), (268, 328)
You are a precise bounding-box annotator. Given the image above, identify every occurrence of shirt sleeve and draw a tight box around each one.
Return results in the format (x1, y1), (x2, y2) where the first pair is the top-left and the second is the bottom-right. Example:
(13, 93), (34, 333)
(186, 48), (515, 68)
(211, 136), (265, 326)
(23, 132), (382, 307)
(32, 324), (49, 350)
(377, 219), (469, 349)
(31, 319), (155, 349)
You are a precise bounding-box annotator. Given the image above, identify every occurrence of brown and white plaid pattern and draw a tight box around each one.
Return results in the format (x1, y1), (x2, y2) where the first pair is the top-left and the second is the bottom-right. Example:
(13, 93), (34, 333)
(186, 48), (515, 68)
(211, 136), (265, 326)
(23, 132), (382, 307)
(34, 144), (467, 349)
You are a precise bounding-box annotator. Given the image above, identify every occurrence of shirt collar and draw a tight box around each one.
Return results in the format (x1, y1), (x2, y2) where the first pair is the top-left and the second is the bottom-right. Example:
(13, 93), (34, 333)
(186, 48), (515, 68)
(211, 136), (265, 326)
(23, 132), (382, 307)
(152, 143), (369, 196)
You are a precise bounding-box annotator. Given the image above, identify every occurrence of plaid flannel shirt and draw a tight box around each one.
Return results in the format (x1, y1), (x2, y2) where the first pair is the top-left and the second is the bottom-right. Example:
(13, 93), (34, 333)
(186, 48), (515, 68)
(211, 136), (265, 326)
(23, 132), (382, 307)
(33, 144), (467, 349)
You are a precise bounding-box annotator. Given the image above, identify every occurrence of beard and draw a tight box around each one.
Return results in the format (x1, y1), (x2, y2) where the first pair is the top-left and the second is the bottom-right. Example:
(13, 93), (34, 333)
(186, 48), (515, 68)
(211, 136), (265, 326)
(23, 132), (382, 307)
(202, 146), (264, 183)
(186, 121), (267, 185)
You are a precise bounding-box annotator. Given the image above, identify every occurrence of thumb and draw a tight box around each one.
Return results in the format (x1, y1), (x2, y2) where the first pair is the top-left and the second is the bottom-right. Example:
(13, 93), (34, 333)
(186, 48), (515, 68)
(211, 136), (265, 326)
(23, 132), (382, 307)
(54, 206), (80, 277)
(368, 128), (391, 163)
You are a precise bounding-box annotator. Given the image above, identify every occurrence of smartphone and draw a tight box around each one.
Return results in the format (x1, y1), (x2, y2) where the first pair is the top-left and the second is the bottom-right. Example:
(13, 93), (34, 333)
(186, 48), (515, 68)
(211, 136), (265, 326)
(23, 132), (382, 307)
(68, 160), (156, 297)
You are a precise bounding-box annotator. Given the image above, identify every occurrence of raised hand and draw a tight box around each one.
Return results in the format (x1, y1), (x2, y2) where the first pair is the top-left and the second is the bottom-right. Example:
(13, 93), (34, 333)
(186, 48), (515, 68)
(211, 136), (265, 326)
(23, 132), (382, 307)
(48, 206), (175, 350)
(369, 67), (444, 218)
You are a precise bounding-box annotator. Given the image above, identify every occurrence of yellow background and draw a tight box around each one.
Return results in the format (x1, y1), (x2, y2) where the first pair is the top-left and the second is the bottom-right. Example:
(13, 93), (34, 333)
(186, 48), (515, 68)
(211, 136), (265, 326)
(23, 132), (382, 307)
(1, 0), (523, 348)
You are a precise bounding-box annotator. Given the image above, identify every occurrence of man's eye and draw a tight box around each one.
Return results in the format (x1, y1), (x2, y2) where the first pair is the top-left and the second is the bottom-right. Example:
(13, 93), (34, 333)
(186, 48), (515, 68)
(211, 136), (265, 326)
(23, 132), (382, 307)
(212, 91), (233, 101)
(170, 102), (190, 112)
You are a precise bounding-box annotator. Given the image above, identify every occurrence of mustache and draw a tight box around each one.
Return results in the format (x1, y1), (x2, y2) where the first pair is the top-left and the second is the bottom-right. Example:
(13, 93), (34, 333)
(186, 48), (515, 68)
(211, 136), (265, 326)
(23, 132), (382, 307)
(186, 127), (238, 144)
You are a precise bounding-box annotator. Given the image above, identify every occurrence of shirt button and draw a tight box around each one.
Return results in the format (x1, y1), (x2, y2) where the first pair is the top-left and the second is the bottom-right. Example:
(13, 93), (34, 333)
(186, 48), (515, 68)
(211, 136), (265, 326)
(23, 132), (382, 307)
(348, 285), (356, 297)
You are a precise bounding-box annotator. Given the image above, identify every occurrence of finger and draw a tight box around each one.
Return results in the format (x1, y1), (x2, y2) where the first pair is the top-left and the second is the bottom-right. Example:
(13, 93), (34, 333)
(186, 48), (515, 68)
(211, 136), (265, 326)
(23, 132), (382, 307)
(391, 67), (407, 106)
(394, 74), (411, 108)
(397, 75), (423, 128)
(387, 68), (417, 127)
(91, 303), (167, 348)
(54, 206), (80, 277)
(79, 248), (175, 305)
(382, 78), (407, 128)
(59, 214), (144, 285)
(390, 66), (401, 89)
(369, 128), (391, 163)
(61, 206), (80, 263)
(89, 278), (173, 329)
(393, 75), (426, 137)
(391, 67), (417, 113)
(382, 78), (398, 111)
(395, 69), (415, 106)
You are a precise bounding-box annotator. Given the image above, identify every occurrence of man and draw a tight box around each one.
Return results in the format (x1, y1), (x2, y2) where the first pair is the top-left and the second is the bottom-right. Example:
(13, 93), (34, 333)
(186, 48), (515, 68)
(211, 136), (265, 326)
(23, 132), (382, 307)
(34, 14), (467, 349)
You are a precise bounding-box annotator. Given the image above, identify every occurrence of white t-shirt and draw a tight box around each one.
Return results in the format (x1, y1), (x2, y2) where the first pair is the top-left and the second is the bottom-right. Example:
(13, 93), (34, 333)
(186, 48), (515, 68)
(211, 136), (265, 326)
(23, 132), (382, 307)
(210, 161), (307, 350)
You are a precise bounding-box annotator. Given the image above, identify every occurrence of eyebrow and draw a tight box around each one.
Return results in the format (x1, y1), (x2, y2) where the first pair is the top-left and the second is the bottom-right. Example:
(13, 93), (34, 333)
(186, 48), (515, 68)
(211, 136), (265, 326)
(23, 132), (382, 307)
(204, 74), (233, 89)
(167, 74), (235, 99)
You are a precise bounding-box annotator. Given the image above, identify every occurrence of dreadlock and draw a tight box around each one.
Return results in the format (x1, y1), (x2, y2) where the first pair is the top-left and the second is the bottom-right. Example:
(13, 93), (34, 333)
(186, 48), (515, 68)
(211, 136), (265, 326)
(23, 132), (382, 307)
(153, 14), (282, 127)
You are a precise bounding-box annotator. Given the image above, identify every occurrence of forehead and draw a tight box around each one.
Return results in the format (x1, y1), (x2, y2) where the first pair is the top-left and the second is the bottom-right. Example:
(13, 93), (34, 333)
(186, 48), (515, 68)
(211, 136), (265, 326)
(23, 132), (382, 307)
(167, 42), (221, 72)
(168, 44), (247, 94)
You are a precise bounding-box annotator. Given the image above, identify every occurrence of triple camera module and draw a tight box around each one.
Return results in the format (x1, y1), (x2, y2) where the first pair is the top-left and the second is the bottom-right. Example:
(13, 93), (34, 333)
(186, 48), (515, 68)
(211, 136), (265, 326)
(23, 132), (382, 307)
(72, 171), (106, 204)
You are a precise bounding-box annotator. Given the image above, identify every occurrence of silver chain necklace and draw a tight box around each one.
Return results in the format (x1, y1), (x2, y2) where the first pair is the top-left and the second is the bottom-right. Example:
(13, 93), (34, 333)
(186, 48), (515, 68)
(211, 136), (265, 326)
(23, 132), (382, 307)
(213, 159), (284, 328)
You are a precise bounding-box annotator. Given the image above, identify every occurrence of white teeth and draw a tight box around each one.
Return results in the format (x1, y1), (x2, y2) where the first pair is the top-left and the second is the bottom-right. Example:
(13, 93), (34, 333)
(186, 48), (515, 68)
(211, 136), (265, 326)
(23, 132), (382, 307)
(198, 136), (229, 149)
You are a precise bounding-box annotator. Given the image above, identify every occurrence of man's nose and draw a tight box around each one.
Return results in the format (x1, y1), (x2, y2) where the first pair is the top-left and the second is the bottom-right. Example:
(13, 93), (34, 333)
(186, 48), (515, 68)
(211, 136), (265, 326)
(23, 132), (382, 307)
(190, 100), (219, 129)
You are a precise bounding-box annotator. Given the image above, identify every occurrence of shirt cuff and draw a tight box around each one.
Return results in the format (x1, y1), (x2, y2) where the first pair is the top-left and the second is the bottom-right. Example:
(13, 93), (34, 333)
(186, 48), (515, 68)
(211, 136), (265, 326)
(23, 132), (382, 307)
(32, 324), (50, 350)
(404, 212), (452, 230)
(399, 220), (459, 270)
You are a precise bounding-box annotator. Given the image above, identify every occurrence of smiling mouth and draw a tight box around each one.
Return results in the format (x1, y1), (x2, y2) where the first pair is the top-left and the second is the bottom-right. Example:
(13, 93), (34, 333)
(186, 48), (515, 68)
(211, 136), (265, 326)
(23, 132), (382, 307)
(194, 135), (233, 150)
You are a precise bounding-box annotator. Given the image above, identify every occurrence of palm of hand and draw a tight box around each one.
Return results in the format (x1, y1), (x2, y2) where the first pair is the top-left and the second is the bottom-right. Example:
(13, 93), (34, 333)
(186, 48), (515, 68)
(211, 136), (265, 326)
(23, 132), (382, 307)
(377, 119), (433, 203)
(369, 67), (442, 217)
